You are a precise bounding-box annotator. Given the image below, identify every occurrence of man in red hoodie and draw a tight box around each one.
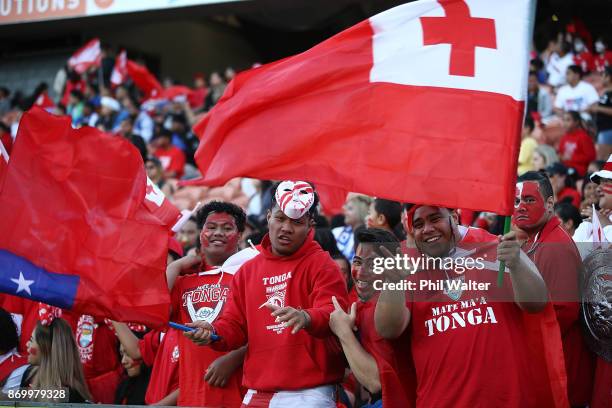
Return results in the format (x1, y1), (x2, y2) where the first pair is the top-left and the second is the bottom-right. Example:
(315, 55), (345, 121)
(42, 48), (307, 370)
(186, 181), (348, 407)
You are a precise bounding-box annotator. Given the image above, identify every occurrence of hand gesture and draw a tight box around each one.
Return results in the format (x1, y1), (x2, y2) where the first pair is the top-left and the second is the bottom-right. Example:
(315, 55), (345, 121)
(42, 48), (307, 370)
(264, 303), (310, 334)
(378, 245), (412, 283)
(329, 296), (357, 338)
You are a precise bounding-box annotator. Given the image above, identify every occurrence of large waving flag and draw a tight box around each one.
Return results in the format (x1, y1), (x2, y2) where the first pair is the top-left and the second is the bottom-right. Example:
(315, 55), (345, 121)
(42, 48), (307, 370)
(68, 38), (102, 74)
(110, 50), (128, 87)
(191, 0), (533, 214)
(0, 108), (171, 328)
(126, 60), (163, 99)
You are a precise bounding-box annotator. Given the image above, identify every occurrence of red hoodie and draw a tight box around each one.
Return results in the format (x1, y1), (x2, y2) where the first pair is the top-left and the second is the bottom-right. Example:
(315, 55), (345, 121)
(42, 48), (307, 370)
(558, 128), (596, 176)
(211, 230), (348, 391)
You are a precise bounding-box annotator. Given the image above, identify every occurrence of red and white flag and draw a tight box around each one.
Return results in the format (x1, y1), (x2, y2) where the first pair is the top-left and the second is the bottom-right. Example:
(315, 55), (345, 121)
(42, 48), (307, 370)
(68, 38), (102, 74)
(110, 50), (128, 87)
(191, 0), (533, 214)
(126, 60), (163, 99)
(143, 177), (182, 228)
(34, 91), (56, 111)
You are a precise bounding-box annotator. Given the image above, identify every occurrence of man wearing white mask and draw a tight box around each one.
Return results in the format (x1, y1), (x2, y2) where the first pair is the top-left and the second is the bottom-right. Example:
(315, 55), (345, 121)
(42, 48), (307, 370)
(185, 181), (348, 408)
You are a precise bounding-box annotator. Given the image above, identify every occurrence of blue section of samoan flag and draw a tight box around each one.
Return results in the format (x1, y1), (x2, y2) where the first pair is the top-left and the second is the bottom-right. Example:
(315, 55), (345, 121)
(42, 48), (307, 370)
(0, 249), (79, 309)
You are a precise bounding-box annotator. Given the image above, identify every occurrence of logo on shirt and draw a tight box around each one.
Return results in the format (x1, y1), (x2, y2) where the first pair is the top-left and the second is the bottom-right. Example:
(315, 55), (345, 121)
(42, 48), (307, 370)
(562, 142), (577, 161)
(262, 271), (292, 334)
(171, 345), (179, 363)
(76, 315), (96, 363)
(182, 284), (229, 323)
(424, 296), (498, 337)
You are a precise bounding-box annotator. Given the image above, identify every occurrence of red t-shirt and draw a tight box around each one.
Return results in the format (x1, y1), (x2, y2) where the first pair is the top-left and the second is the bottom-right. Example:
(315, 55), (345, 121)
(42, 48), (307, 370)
(558, 128), (596, 177)
(188, 87), (208, 109)
(574, 51), (594, 73)
(557, 187), (582, 208)
(171, 269), (244, 408)
(593, 51), (612, 73)
(526, 217), (595, 406)
(356, 299), (416, 407)
(406, 227), (547, 407)
(154, 146), (186, 179)
(139, 329), (180, 405)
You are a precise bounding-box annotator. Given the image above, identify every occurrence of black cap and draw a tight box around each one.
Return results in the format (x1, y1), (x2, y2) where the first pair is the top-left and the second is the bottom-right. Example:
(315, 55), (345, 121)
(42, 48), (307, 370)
(546, 162), (568, 176)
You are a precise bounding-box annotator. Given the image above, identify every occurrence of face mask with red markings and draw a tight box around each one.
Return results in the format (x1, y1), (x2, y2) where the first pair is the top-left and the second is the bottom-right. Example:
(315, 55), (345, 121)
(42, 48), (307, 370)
(275, 180), (315, 219)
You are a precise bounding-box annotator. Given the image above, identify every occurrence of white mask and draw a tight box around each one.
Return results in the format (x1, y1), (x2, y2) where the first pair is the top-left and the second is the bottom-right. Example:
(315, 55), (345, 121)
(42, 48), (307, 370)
(574, 40), (585, 53)
(595, 41), (605, 54)
(275, 181), (315, 219)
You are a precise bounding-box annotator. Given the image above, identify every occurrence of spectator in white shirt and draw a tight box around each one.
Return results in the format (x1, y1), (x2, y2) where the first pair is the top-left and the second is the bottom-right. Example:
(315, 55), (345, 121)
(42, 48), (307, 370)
(546, 41), (574, 88)
(554, 65), (600, 120)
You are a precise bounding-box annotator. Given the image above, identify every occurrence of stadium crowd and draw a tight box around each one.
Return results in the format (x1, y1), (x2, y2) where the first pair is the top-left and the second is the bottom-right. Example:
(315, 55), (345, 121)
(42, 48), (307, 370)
(1, 19), (612, 408)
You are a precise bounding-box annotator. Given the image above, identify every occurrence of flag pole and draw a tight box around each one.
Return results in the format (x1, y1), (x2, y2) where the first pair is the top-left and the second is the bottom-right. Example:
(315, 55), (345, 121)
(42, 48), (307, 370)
(497, 216), (512, 287)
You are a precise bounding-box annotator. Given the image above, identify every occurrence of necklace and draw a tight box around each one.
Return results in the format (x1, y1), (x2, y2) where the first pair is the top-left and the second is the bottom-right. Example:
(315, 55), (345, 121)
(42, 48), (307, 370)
(522, 231), (541, 256)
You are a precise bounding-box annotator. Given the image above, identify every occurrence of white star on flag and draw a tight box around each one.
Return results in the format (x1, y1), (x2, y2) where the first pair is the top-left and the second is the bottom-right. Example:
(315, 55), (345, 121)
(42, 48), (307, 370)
(10, 271), (35, 296)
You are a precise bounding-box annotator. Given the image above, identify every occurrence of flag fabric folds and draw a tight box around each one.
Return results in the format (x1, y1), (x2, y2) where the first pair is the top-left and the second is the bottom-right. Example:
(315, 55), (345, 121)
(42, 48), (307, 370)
(0, 108), (171, 328)
(191, 0), (532, 215)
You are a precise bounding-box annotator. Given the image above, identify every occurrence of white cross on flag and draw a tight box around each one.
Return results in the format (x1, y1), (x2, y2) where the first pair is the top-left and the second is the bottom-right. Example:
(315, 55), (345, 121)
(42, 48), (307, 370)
(191, 0), (534, 214)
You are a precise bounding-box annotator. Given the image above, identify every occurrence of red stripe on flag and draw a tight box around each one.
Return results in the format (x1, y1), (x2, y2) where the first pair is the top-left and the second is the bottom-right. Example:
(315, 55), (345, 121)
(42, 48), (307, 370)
(192, 17), (522, 214)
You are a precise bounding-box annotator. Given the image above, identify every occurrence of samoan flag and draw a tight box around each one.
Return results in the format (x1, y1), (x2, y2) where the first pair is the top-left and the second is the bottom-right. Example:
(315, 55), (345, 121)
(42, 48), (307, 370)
(0, 108), (171, 328)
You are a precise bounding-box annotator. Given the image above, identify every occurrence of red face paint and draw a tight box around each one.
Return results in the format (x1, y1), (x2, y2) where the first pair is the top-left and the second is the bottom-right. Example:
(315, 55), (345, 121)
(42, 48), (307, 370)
(513, 181), (546, 229)
(200, 212), (240, 259)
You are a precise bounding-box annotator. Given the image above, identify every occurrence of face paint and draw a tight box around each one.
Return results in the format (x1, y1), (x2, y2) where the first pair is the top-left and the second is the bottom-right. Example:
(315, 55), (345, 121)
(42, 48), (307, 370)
(513, 181), (547, 229)
(275, 181), (315, 219)
(200, 212), (240, 257)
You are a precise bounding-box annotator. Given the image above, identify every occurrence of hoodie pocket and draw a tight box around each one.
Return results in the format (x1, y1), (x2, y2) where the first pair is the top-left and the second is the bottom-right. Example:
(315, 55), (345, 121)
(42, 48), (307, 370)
(246, 342), (324, 390)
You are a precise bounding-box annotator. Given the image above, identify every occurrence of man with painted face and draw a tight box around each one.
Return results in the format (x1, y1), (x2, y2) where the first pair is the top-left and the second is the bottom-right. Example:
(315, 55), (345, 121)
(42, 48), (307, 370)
(185, 181), (348, 407)
(165, 201), (257, 407)
(513, 171), (595, 406)
(374, 205), (564, 407)
(329, 228), (415, 407)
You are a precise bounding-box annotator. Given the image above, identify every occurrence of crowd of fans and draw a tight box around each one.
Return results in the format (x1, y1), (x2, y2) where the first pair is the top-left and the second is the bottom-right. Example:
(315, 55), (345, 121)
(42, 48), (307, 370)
(0, 22), (611, 408)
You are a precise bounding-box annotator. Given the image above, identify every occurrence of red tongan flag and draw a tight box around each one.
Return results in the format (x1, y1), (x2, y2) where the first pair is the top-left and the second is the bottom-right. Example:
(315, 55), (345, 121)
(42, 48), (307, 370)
(110, 50), (128, 87)
(192, 0), (533, 215)
(0, 108), (170, 328)
(68, 38), (102, 74)
(126, 60), (163, 99)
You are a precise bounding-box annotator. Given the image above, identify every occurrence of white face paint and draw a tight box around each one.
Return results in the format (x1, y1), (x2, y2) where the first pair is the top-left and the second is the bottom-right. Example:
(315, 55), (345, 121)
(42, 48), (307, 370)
(515, 182), (524, 209)
(275, 180), (315, 219)
(595, 41), (605, 54)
